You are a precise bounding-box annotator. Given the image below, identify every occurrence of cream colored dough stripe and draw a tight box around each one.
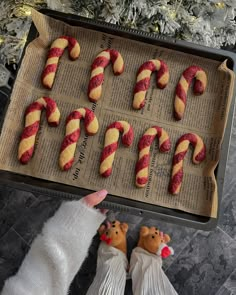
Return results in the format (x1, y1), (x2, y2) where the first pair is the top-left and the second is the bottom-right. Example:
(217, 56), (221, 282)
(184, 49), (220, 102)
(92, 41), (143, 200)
(59, 143), (77, 168)
(137, 167), (148, 178)
(113, 54), (123, 71)
(18, 136), (35, 158)
(66, 119), (80, 134)
(193, 136), (204, 163)
(48, 109), (60, 123)
(119, 121), (130, 134)
(179, 76), (189, 92)
(25, 111), (41, 127)
(77, 108), (86, 117)
(172, 161), (183, 175)
(37, 97), (46, 106)
(104, 129), (119, 146)
(91, 67), (103, 78)
(96, 51), (110, 59)
(51, 38), (68, 48)
(137, 69), (152, 82)
(175, 140), (189, 154)
(151, 59), (160, 69)
(46, 57), (59, 67)
(139, 147), (150, 159)
(158, 73), (169, 85)
(145, 128), (157, 136)
(100, 154), (115, 174)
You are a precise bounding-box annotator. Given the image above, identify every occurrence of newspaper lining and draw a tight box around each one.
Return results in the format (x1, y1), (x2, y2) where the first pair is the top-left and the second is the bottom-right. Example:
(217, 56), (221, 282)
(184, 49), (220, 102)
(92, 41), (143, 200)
(0, 10), (234, 217)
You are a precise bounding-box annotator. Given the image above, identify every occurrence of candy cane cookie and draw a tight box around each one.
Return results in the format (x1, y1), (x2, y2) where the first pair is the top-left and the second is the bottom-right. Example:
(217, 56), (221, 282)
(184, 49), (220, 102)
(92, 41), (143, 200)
(100, 121), (134, 177)
(135, 126), (171, 188)
(133, 59), (169, 109)
(174, 66), (207, 120)
(18, 97), (60, 164)
(88, 49), (124, 102)
(169, 133), (206, 195)
(42, 36), (80, 89)
(59, 108), (98, 171)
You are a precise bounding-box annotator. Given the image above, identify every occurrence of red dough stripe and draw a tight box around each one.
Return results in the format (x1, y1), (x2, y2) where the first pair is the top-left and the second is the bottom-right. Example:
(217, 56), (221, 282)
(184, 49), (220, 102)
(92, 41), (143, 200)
(135, 154), (150, 174)
(47, 48), (64, 58)
(182, 66), (203, 83)
(91, 56), (110, 70)
(42, 36), (80, 89)
(169, 133), (206, 195)
(134, 78), (151, 93)
(101, 168), (112, 178)
(18, 97), (60, 165)
(195, 147), (206, 162)
(136, 176), (149, 186)
(19, 147), (34, 165)
(100, 142), (118, 163)
(66, 110), (83, 124)
(122, 128), (134, 146)
(174, 65), (207, 120)
(168, 169), (184, 194)
(135, 126), (171, 188)
(109, 49), (119, 63)
(138, 134), (156, 150)
(59, 108), (98, 171)
(25, 102), (43, 115)
(160, 139), (171, 152)
(175, 83), (187, 104)
(43, 97), (58, 121)
(157, 60), (169, 88)
(107, 121), (123, 131)
(172, 151), (187, 165)
(41, 64), (57, 82)
(133, 59), (169, 110)
(137, 61), (156, 74)
(100, 121), (134, 177)
(63, 158), (75, 171)
(60, 130), (80, 153)
(193, 80), (205, 95)
(20, 122), (40, 139)
(60, 36), (70, 41)
(84, 108), (96, 131)
(87, 74), (104, 101)
(177, 132), (197, 145)
(88, 49), (124, 102)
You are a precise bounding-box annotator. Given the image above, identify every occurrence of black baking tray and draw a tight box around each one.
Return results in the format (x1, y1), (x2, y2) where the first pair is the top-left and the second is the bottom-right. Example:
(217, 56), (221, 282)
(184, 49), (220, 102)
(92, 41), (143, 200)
(0, 8), (236, 231)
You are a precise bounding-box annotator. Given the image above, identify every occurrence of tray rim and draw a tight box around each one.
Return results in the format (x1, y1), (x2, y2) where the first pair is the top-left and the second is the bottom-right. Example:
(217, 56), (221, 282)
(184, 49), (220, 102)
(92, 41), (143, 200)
(0, 8), (236, 231)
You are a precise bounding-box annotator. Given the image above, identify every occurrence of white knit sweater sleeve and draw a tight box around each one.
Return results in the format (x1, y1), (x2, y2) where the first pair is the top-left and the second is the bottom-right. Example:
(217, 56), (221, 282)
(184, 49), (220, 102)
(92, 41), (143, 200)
(2, 200), (106, 295)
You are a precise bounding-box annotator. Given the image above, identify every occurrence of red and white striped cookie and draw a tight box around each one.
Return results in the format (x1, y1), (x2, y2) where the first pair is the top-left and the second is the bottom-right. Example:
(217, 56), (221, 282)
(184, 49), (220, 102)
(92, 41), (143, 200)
(18, 97), (60, 164)
(133, 59), (169, 109)
(135, 126), (171, 188)
(88, 49), (124, 102)
(42, 36), (80, 89)
(169, 133), (206, 195)
(100, 121), (134, 177)
(59, 108), (98, 171)
(174, 66), (207, 120)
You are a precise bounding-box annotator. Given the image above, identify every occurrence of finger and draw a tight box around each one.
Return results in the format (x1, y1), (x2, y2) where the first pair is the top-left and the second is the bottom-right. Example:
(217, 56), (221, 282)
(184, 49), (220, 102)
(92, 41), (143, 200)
(106, 220), (111, 228)
(83, 189), (108, 207)
(99, 208), (109, 214)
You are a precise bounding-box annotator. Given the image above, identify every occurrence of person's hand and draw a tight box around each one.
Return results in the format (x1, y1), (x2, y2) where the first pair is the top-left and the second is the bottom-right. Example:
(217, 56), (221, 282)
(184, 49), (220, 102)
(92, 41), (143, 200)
(82, 189), (108, 208)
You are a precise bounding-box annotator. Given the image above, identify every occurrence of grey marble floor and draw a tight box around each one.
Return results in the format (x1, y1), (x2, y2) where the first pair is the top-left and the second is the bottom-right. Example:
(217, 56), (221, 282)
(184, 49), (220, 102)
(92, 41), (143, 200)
(0, 98), (235, 295)
(0, 112), (235, 294)
(0, 2), (236, 293)
(0, 50), (236, 295)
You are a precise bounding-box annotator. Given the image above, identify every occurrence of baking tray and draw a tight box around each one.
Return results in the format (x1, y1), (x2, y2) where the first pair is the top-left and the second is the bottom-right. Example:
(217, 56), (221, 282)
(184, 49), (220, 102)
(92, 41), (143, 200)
(0, 8), (235, 230)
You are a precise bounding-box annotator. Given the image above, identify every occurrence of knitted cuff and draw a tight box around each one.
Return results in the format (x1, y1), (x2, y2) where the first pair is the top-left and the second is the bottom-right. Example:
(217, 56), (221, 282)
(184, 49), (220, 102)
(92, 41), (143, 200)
(45, 200), (106, 238)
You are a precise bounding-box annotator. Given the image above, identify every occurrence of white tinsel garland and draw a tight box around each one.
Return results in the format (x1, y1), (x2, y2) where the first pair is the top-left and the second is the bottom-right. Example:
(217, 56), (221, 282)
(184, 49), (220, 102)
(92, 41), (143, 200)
(0, 0), (236, 65)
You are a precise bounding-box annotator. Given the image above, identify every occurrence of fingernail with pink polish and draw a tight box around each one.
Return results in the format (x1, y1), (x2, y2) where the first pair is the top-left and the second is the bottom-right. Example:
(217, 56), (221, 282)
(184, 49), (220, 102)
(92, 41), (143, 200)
(97, 189), (108, 198)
